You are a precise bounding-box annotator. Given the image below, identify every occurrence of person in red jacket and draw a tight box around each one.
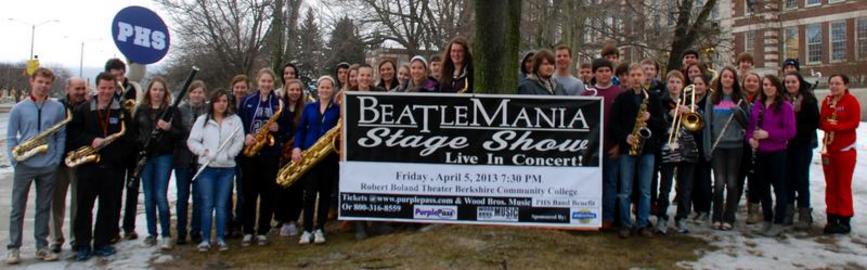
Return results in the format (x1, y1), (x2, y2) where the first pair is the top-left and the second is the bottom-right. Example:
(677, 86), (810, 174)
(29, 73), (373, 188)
(819, 74), (861, 235)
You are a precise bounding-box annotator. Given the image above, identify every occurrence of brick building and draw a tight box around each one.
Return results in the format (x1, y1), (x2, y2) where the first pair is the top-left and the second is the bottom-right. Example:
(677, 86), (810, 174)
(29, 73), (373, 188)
(723, 0), (867, 86)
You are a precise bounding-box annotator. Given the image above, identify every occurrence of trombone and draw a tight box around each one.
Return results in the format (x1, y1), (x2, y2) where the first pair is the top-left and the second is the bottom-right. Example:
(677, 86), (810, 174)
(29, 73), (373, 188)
(665, 84), (704, 150)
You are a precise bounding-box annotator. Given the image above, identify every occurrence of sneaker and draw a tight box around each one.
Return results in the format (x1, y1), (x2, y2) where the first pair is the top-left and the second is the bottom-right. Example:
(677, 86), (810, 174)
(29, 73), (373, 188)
(197, 241), (210, 252)
(256, 235), (269, 246)
(655, 219), (669, 235)
(299, 231), (313, 245)
(74, 247), (92, 262)
(756, 221), (773, 235)
(313, 229), (326, 244)
(123, 231), (139, 240)
(721, 222), (734, 231)
(676, 219), (690, 234)
(762, 224), (786, 237)
(144, 235), (157, 246)
(638, 227), (654, 237)
(36, 248), (59, 261)
(712, 221), (722, 230)
(692, 212), (709, 224)
(93, 245), (117, 257)
(618, 228), (631, 239)
(287, 222), (299, 236)
(279, 224), (291, 237)
(50, 243), (62, 253)
(5, 248), (20, 264)
(159, 237), (173, 250)
(216, 240), (229, 251)
(241, 234), (253, 247)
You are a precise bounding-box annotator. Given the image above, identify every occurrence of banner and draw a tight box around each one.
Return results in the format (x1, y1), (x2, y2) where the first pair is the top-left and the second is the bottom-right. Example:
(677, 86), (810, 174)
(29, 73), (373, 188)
(339, 92), (603, 229)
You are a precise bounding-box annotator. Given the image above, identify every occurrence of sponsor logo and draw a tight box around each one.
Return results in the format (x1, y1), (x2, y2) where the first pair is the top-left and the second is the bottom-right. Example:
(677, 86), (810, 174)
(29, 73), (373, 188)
(413, 205), (457, 220)
(571, 209), (598, 224)
(477, 207), (519, 222)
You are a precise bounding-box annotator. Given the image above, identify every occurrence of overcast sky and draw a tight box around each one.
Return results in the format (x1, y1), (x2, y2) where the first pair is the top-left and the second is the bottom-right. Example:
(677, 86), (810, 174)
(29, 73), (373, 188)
(0, 0), (168, 76)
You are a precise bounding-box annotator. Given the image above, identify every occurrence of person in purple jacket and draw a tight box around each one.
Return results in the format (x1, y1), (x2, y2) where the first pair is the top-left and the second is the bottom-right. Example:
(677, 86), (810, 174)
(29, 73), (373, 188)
(746, 74), (796, 237)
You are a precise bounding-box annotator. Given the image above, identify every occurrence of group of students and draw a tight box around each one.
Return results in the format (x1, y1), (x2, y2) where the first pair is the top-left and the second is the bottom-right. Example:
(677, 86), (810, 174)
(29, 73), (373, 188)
(516, 44), (860, 239)
(3, 37), (477, 264)
(4, 37), (860, 265)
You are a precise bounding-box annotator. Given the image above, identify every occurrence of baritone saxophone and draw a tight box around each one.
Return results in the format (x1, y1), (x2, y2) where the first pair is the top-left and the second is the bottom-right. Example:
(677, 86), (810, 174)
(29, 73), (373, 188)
(276, 121), (342, 187)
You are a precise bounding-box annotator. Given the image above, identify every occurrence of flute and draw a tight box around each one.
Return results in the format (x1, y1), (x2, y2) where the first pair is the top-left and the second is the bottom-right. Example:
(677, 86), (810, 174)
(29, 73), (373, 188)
(192, 124), (243, 181)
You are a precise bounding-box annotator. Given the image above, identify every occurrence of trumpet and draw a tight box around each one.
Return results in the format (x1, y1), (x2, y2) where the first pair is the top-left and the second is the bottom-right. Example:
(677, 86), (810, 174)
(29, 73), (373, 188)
(12, 109), (73, 161)
(276, 121), (341, 187)
(65, 114), (126, 167)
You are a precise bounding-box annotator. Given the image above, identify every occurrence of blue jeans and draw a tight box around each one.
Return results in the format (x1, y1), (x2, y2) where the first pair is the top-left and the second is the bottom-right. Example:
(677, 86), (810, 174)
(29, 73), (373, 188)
(140, 154), (173, 237)
(174, 166), (201, 239)
(602, 156), (620, 223)
(618, 153), (654, 229)
(197, 167), (235, 242)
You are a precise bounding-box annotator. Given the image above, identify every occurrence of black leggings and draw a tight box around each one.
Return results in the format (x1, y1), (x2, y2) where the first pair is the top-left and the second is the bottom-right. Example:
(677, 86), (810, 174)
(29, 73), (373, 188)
(241, 155), (280, 235)
(302, 154), (338, 232)
(755, 150), (788, 224)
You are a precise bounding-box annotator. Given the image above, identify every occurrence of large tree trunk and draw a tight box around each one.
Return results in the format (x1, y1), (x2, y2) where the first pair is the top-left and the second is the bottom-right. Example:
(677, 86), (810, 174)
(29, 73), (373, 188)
(472, 0), (506, 93)
(271, 0), (286, 75)
(666, 0), (717, 72)
(502, 0), (522, 93)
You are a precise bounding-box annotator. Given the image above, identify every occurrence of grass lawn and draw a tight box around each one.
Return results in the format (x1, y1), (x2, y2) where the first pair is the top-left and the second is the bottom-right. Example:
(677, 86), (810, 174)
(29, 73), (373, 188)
(154, 223), (712, 269)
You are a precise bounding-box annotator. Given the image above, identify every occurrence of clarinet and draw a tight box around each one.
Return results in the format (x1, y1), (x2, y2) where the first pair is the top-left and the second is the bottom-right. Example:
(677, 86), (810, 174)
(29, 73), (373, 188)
(749, 102), (765, 174)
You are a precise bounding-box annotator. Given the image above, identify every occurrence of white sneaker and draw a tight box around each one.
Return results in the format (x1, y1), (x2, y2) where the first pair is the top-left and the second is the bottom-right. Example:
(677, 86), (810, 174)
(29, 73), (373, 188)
(256, 235), (268, 246)
(298, 231), (312, 245)
(241, 234), (253, 247)
(197, 241), (210, 252)
(5, 249), (20, 264)
(159, 237), (173, 250)
(280, 224), (292, 237)
(287, 222), (299, 236)
(313, 229), (326, 244)
(676, 219), (690, 234)
(655, 219), (669, 235)
(35, 248), (59, 261)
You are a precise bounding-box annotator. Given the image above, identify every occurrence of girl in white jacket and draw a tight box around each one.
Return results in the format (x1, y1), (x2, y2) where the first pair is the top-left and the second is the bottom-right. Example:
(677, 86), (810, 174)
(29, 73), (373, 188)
(186, 90), (245, 251)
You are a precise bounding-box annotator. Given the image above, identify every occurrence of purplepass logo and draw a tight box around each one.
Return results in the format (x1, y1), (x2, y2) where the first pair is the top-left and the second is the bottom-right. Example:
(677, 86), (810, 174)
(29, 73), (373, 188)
(413, 205), (458, 220)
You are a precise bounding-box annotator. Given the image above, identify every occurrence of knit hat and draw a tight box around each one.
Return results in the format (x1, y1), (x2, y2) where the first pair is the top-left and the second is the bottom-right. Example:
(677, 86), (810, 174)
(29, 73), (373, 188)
(783, 58), (800, 71)
(410, 55), (429, 67)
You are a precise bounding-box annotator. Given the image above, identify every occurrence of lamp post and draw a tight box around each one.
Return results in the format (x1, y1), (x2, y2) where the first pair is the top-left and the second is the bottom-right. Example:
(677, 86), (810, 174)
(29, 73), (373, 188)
(7, 18), (60, 59)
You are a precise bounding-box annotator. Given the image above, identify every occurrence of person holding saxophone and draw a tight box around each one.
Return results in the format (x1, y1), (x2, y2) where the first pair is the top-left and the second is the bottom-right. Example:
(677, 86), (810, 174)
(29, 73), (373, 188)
(5, 67), (67, 264)
(819, 74), (861, 235)
(609, 64), (665, 239)
(292, 76), (341, 245)
(238, 68), (292, 246)
(187, 90), (245, 251)
(67, 72), (134, 261)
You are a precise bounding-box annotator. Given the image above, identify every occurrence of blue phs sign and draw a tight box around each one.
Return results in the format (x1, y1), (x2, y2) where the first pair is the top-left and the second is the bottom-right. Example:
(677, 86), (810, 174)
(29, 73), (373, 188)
(111, 6), (170, 65)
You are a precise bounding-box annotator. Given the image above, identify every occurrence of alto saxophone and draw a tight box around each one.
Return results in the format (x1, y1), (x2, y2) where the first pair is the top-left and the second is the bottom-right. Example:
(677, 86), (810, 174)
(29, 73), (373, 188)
(628, 88), (652, 156)
(276, 121), (341, 187)
(12, 108), (73, 162)
(243, 99), (284, 157)
(64, 115), (127, 167)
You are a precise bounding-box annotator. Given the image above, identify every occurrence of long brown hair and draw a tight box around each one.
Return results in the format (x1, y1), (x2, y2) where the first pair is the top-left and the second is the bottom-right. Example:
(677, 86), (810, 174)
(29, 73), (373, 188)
(440, 37), (473, 88)
(144, 76), (172, 108)
(710, 66), (742, 105)
(759, 74), (785, 111)
(283, 79), (306, 126)
(204, 90), (234, 127)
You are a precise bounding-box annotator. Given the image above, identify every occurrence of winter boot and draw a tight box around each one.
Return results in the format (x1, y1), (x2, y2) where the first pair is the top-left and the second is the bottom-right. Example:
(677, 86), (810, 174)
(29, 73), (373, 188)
(794, 208), (813, 230)
(839, 217), (852, 234)
(824, 214), (842, 234)
(746, 203), (763, 224)
(783, 204), (795, 226)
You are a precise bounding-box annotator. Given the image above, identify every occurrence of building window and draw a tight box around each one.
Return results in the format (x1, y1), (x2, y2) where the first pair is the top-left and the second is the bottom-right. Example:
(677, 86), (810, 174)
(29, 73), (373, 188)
(745, 30), (755, 54)
(784, 0), (797, 9)
(783, 27), (799, 60)
(807, 24), (822, 64)
(859, 18), (867, 60)
(805, 0), (821, 7)
(831, 21), (847, 62)
(828, 0), (845, 4)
